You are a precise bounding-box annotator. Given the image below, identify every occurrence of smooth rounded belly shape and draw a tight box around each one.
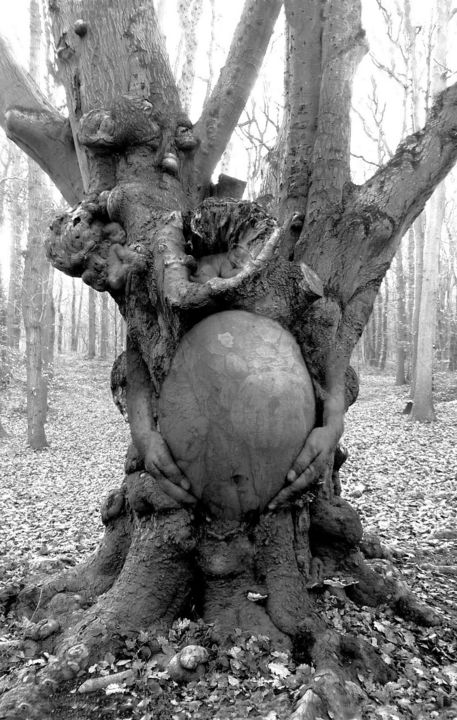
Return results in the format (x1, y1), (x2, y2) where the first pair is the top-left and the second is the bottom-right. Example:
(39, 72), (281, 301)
(158, 311), (315, 520)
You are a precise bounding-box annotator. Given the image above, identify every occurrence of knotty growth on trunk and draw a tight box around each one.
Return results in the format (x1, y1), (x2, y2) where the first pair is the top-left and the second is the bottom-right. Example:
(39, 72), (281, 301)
(1, 0), (456, 717)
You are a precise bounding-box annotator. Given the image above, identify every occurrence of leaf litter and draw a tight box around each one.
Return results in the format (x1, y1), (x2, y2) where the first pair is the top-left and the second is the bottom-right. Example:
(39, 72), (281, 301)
(0, 359), (456, 719)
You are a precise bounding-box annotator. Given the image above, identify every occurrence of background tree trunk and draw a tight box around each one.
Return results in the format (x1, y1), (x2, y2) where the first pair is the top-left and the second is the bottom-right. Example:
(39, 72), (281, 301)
(0, 263), (8, 385)
(21, 0), (50, 449)
(42, 264), (55, 383)
(56, 276), (63, 353)
(394, 249), (408, 385)
(88, 286), (96, 359)
(6, 150), (24, 350)
(99, 291), (108, 359)
(411, 0), (450, 422)
(410, 216), (425, 391)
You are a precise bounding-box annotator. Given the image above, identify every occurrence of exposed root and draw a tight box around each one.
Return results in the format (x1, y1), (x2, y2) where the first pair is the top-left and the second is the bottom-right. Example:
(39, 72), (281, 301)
(304, 491), (441, 628)
(203, 575), (291, 649)
(0, 493), (440, 720)
(0, 508), (197, 718)
(291, 667), (365, 720)
(197, 519), (291, 648)
(255, 510), (314, 635)
(55, 508), (196, 662)
(345, 550), (442, 626)
(14, 493), (132, 622)
(291, 625), (394, 720)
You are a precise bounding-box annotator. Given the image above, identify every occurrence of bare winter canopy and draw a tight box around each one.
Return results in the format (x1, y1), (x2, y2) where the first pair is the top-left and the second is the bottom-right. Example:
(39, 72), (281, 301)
(0, 0), (455, 717)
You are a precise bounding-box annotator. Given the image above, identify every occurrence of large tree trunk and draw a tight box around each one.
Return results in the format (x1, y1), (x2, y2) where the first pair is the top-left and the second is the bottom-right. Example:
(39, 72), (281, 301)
(1, 0), (456, 717)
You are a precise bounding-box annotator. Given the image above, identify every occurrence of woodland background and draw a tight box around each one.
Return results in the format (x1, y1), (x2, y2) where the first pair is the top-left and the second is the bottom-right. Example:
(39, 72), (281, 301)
(0, 1), (457, 718)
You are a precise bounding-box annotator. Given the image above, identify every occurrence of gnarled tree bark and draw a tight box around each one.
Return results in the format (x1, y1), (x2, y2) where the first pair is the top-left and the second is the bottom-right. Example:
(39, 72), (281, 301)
(0, 1), (453, 717)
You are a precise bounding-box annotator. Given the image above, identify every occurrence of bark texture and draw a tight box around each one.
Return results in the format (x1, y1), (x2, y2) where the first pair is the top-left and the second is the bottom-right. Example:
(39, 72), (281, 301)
(0, 0), (454, 717)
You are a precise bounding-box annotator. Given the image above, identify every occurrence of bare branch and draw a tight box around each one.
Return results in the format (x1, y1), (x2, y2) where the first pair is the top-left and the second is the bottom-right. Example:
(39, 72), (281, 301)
(193, 0), (282, 192)
(0, 35), (83, 204)
(369, 53), (408, 89)
(350, 153), (380, 168)
(360, 82), (457, 238)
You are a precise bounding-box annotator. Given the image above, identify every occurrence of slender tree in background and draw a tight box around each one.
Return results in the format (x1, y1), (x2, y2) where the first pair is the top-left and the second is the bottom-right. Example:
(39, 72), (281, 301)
(0, 264), (8, 438)
(447, 221), (457, 371)
(1, 0), (457, 716)
(394, 246), (408, 385)
(5, 149), (25, 350)
(411, 0), (450, 422)
(404, 0), (431, 393)
(42, 263), (55, 383)
(99, 291), (108, 359)
(55, 275), (63, 353)
(0, 261), (7, 378)
(21, 0), (51, 448)
(70, 277), (78, 351)
(0, 152), (12, 387)
(87, 285), (96, 359)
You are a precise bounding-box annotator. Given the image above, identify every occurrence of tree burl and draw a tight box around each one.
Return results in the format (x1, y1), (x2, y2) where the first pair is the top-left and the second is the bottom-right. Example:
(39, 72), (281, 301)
(159, 310), (315, 519)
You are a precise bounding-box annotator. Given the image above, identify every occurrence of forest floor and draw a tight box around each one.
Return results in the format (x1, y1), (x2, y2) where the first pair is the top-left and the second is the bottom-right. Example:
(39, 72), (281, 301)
(0, 354), (456, 720)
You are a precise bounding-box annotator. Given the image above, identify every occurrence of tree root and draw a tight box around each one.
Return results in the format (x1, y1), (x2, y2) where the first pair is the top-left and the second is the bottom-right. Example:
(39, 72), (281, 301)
(0, 508), (197, 719)
(255, 510), (314, 636)
(291, 625), (394, 720)
(0, 492), (442, 720)
(344, 550), (442, 626)
(291, 667), (365, 720)
(54, 508), (196, 662)
(197, 518), (292, 648)
(12, 490), (132, 622)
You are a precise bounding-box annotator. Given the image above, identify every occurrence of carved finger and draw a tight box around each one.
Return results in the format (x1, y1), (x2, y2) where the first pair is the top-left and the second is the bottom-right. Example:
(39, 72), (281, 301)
(157, 477), (197, 505)
(157, 459), (190, 489)
(288, 447), (318, 481)
(268, 470), (316, 510)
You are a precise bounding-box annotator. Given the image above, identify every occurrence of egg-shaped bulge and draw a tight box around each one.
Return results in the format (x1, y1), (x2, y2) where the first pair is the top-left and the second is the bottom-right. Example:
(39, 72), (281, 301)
(158, 311), (315, 520)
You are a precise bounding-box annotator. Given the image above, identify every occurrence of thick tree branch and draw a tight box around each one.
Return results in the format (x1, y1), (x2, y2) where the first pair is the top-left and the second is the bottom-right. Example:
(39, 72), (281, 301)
(50, 0), (180, 115)
(193, 0), (282, 194)
(49, 0), (182, 195)
(358, 82), (457, 239)
(278, 0), (325, 221)
(294, 82), (457, 385)
(305, 0), (367, 225)
(0, 35), (83, 204)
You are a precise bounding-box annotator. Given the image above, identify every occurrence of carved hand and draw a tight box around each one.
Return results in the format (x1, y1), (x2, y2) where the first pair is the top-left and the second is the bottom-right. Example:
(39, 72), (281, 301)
(144, 431), (196, 506)
(268, 426), (339, 510)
